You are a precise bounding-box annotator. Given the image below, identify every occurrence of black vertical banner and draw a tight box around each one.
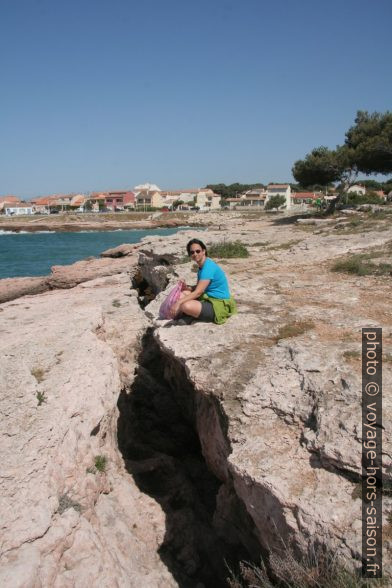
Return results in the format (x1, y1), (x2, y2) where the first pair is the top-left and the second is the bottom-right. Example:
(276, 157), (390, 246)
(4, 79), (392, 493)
(362, 328), (382, 578)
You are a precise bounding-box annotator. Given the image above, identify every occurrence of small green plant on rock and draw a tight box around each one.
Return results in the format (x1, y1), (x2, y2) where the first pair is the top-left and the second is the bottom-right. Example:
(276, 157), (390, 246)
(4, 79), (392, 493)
(36, 391), (46, 406)
(94, 455), (107, 473)
(112, 299), (121, 307)
(208, 241), (249, 258)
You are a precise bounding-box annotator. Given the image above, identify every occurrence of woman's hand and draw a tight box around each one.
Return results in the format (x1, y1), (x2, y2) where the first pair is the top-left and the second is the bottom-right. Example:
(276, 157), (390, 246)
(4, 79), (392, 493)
(170, 300), (181, 318)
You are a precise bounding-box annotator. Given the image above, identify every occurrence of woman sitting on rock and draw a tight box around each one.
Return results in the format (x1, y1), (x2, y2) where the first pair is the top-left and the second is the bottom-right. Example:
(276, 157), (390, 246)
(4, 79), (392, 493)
(170, 238), (236, 324)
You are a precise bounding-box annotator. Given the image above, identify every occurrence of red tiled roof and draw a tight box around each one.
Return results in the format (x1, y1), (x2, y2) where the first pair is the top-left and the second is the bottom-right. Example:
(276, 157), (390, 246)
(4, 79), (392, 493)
(71, 196), (85, 206)
(31, 198), (52, 205)
(0, 195), (20, 203)
(268, 184), (289, 189)
(87, 193), (106, 200)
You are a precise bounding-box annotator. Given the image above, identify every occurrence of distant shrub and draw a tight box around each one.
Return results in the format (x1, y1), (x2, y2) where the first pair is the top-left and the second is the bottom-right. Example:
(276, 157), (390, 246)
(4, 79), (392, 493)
(346, 192), (385, 205)
(265, 195), (286, 210)
(332, 255), (377, 276)
(209, 241), (249, 258)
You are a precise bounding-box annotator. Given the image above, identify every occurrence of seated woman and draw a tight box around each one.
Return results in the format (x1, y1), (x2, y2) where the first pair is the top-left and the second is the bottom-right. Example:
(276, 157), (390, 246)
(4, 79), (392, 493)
(170, 238), (236, 324)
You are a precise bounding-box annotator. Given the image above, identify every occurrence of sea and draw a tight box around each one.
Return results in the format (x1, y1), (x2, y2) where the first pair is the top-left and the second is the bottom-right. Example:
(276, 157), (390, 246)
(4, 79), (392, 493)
(0, 228), (184, 279)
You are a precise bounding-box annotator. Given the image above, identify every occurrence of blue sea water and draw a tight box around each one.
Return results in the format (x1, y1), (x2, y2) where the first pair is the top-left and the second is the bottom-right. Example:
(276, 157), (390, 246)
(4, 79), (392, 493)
(0, 228), (184, 279)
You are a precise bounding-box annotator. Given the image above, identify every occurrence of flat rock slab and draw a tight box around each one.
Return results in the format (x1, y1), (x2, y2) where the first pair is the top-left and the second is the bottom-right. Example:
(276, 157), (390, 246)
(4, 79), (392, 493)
(100, 243), (138, 257)
(143, 216), (392, 575)
(0, 274), (176, 587)
(0, 251), (138, 303)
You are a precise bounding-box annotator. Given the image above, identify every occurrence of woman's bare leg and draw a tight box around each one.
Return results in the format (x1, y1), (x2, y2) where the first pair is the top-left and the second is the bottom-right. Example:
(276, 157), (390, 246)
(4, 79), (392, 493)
(180, 299), (202, 318)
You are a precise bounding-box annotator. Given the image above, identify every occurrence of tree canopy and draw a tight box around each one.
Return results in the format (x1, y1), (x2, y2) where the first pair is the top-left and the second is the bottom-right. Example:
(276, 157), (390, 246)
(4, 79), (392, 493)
(292, 147), (345, 187)
(206, 183), (264, 200)
(292, 111), (392, 192)
(345, 110), (392, 175)
(265, 195), (286, 210)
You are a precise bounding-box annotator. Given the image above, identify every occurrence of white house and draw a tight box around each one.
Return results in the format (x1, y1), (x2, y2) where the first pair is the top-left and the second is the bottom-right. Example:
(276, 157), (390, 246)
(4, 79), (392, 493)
(135, 189), (164, 209)
(5, 205), (33, 216)
(225, 198), (243, 209)
(266, 184), (291, 209)
(347, 184), (366, 195)
(240, 188), (268, 207)
(195, 189), (221, 210)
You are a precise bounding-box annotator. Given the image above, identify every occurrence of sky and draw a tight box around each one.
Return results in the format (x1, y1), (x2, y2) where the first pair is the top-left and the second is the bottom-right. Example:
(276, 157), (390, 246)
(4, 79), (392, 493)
(1, 0), (391, 198)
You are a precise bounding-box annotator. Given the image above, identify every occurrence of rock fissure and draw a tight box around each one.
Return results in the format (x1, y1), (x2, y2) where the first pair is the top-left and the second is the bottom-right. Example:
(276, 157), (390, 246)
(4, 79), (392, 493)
(2, 212), (392, 584)
(117, 329), (262, 587)
(130, 235), (392, 581)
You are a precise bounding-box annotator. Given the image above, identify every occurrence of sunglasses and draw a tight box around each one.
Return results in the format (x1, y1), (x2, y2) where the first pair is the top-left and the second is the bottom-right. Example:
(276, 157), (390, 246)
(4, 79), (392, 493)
(190, 249), (202, 255)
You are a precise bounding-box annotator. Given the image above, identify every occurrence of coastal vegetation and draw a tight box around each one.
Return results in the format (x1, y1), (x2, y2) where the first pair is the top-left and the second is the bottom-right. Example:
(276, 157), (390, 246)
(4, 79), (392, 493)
(208, 240), (249, 258)
(265, 195), (286, 210)
(274, 320), (315, 342)
(292, 110), (392, 209)
(228, 547), (389, 587)
(206, 183), (265, 200)
(332, 254), (392, 276)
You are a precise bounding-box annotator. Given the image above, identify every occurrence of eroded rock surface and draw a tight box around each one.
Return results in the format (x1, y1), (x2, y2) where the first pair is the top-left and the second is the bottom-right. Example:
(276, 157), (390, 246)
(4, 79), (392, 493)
(0, 274), (175, 587)
(0, 254), (138, 304)
(141, 211), (392, 578)
(1, 209), (392, 586)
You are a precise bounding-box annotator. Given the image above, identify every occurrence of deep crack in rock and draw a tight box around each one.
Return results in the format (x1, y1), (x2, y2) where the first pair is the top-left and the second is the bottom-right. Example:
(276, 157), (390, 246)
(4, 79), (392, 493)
(117, 329), (261, 587)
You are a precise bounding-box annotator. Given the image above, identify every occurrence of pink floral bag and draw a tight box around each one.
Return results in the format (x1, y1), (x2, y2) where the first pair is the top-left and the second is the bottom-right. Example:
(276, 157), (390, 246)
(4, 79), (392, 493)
(159, 280), (187, 319)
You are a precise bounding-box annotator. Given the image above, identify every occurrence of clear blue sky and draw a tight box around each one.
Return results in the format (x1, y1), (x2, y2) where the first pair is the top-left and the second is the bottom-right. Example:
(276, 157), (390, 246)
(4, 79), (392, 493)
(1, 0), (391, 198)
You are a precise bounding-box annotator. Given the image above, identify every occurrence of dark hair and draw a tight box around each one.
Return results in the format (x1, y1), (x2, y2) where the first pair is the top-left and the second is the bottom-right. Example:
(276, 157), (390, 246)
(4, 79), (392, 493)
(186, 238), (208, 256)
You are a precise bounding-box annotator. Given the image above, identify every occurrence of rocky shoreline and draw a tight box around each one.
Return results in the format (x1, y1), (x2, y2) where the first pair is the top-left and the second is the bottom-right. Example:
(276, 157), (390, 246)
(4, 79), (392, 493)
(0, 213), (204, 233)
(0, 211), (391, 586)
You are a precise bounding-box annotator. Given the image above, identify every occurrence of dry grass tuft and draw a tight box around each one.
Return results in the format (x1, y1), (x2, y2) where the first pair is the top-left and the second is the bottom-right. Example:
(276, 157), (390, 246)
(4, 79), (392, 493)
(31, 367), (46, 383)
(274, 321), (315, 342)
(343, 350), (360, 361)
(227, 543), (389, 587)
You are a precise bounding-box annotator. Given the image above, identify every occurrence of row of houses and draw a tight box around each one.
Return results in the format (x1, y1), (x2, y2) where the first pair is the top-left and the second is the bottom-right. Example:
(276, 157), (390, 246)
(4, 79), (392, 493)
(0, 184), (313, 215)
(0, 184), (222, 215)
(226, 185), (323, 208)
(227, 184), (389, 208)
(2, 183), (388, 216)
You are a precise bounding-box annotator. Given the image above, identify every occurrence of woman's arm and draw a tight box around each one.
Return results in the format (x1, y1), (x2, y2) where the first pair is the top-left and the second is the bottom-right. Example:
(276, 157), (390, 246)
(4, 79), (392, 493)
(170, 279), (210, 317)
(179, 279), (210, 305)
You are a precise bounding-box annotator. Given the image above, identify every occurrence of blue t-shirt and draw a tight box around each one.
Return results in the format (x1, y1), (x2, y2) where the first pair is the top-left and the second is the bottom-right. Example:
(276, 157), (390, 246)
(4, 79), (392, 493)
(198, 257), (230, 299)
